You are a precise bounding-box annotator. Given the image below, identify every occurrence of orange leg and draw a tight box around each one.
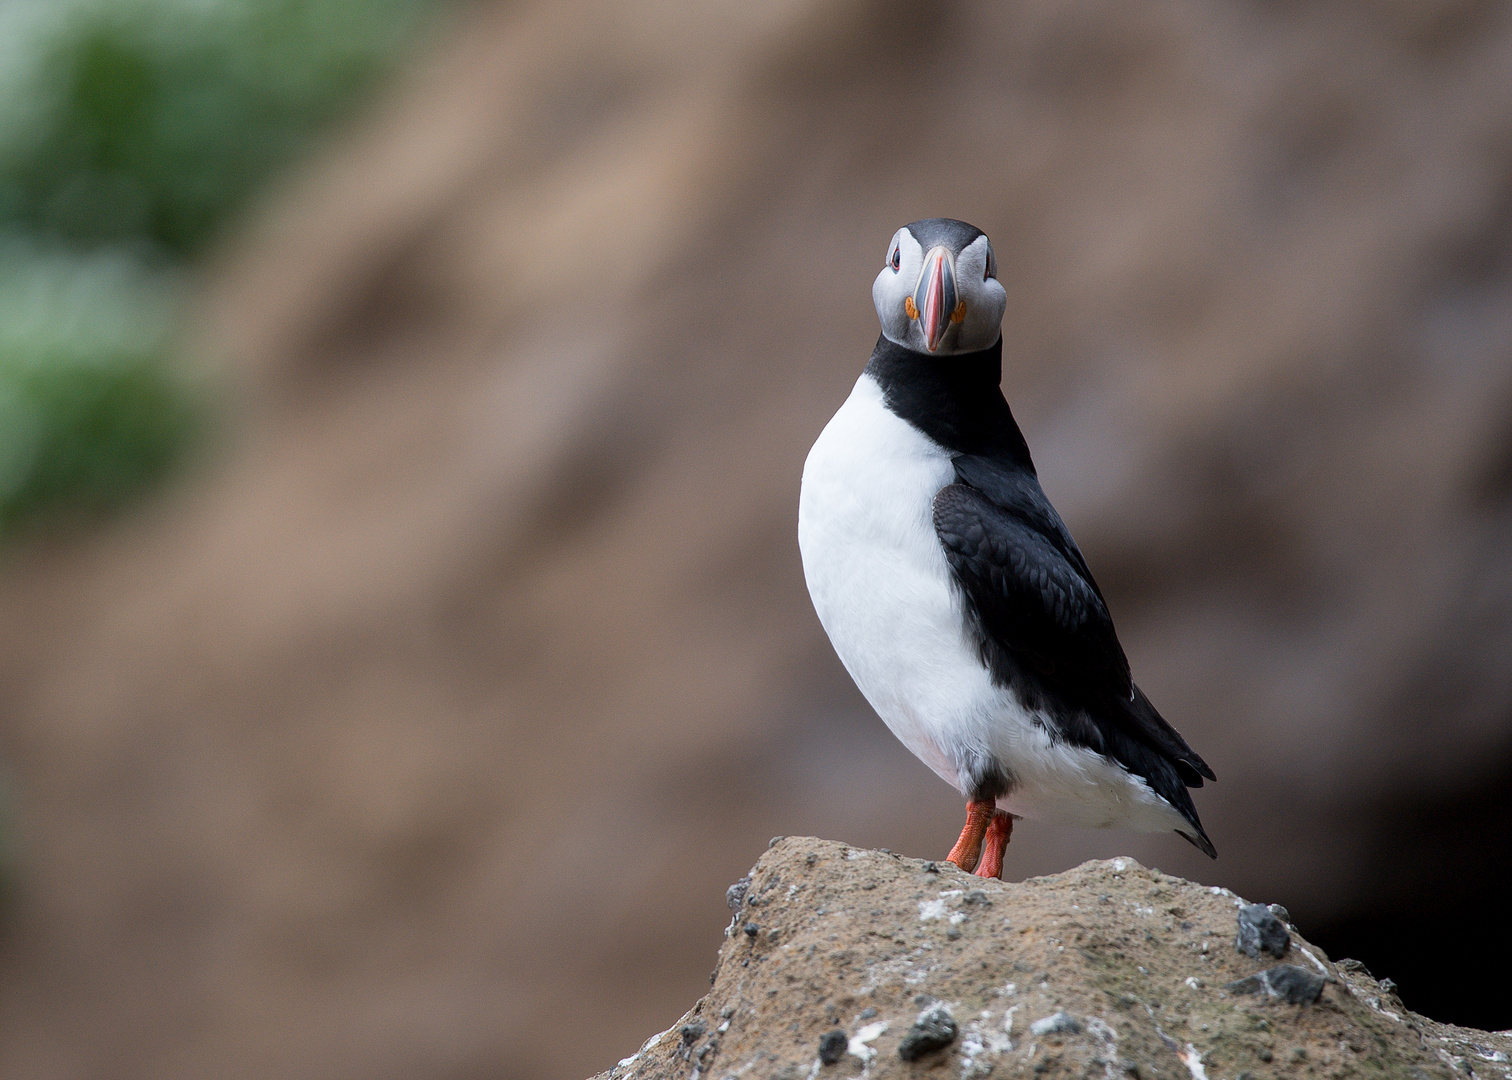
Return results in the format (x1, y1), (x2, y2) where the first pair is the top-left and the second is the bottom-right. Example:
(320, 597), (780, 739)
(945, 800), (997, 872)
(973, 810), (1014, 880)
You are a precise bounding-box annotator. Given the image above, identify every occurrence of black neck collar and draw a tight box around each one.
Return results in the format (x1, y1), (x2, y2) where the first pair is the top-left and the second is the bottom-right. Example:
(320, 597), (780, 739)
(864, 334), (1034, 469)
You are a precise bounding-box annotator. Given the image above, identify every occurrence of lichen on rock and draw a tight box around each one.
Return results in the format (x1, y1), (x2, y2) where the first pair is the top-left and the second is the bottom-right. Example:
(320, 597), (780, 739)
(595, 838), (1511, 1080)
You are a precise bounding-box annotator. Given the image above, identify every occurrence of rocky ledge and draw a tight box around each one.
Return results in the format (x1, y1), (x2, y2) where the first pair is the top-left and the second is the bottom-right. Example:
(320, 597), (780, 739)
(594, 838), (1510, 1080)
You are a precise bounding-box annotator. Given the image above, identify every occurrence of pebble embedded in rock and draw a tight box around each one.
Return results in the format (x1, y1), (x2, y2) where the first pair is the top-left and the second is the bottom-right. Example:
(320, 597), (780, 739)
(1225, 964), (1326, 1004)
(898, 1005), (957, 1060)
(726, 876), (751, 913)
(743, 923), (759, 937)
(1236, 903), (1290, 959)
(1029, 1011), (1082, 1036)
(818, 1029), (847, 1065)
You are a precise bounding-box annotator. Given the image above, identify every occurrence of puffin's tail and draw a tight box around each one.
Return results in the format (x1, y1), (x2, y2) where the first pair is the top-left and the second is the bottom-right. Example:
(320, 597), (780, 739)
(1112, 686), (1217, 858)
(1176, 825), (1218, 860)
(1121, 685), (1216, 787)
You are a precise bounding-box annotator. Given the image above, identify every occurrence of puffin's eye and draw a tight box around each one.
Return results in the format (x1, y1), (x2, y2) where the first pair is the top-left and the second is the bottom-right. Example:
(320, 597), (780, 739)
(890, 247), (901, 271)
(984, 252), (996, 280)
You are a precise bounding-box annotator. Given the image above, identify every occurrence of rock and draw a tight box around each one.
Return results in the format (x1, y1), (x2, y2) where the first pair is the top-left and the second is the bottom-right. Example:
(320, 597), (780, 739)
(1225, 965), (1328, 1005)
(725, 875), (751, 914)
(897, 1005), (957, 1061)
(594, 838), (1512, 1080)
(1236, 903), (1291, 959)
(1028, 1011), (1082, 1036)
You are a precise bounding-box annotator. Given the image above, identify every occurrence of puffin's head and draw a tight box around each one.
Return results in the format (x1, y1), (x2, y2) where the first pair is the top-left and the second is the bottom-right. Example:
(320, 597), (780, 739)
(873, 218), (1007, 355)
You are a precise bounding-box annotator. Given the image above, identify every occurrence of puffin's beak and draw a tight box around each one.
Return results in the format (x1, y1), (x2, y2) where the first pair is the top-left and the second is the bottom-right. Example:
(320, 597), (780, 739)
(912, 246), (959, 352)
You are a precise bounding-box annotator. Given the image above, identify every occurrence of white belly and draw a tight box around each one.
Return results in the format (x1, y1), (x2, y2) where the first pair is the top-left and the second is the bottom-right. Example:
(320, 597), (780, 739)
(797, 374), (1189, 835)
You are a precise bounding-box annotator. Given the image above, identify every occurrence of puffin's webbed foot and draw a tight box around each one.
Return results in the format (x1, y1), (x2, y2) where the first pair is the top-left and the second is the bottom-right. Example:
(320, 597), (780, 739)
(973, 810), (1013, 879)
(945, 799), (997, 872)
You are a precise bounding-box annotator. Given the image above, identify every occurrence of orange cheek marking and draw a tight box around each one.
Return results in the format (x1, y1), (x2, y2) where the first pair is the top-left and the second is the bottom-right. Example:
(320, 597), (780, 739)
(904, 296), (919, 320)
(951, 301), (967, 324)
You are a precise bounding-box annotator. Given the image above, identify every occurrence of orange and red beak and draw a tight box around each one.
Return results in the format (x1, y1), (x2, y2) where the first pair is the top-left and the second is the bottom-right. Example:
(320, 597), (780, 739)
(912, 245), (959, 352)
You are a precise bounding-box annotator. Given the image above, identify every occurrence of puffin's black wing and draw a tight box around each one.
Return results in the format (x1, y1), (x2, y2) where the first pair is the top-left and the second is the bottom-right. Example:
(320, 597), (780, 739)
(932, 480), (1131, 699)
(933, 468), (1216, 856)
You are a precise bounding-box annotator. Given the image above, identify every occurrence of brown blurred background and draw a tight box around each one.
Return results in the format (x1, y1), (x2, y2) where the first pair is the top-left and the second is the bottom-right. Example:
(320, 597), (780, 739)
(2, 0), (1511, 1076)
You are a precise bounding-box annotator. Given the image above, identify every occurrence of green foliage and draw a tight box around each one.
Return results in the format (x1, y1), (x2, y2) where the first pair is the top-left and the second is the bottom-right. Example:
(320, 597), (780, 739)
(0, 347), (200, 533)
(0, 0), (438, 537)
(0, 0), (435, 256)
(0, 245), (199, 535)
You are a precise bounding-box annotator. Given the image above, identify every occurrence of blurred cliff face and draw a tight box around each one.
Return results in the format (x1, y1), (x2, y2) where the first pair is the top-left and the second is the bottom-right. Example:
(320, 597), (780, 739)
(3, 1), (1512, 1077)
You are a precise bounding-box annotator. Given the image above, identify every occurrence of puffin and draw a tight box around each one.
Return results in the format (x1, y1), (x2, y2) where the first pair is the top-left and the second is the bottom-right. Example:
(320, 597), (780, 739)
(797, 218), (1215, 879)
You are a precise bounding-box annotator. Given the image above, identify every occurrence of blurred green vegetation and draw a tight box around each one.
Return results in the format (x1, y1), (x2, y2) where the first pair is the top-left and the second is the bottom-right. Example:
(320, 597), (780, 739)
(0, 0), (437, 257)
(0, 0), (439, 537)
(0, 244), (198, 535)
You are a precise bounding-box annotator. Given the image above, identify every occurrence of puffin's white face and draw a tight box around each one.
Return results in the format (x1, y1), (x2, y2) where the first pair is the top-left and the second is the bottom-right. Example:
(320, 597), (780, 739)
(872, 225), (1007, 355)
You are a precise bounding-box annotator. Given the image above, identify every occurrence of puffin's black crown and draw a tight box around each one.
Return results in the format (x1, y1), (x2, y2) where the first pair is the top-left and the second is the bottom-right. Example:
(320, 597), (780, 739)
(905, 217), (985, 254)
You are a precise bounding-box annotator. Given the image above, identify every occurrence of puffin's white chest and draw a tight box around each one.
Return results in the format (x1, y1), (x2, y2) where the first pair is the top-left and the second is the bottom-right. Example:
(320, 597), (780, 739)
(797, 374), (997, 789)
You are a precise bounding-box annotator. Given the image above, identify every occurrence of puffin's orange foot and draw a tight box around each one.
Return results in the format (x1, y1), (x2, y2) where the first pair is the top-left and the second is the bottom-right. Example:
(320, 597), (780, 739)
(973, 810), (1013, 879)
(945, 800), (997, 872)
